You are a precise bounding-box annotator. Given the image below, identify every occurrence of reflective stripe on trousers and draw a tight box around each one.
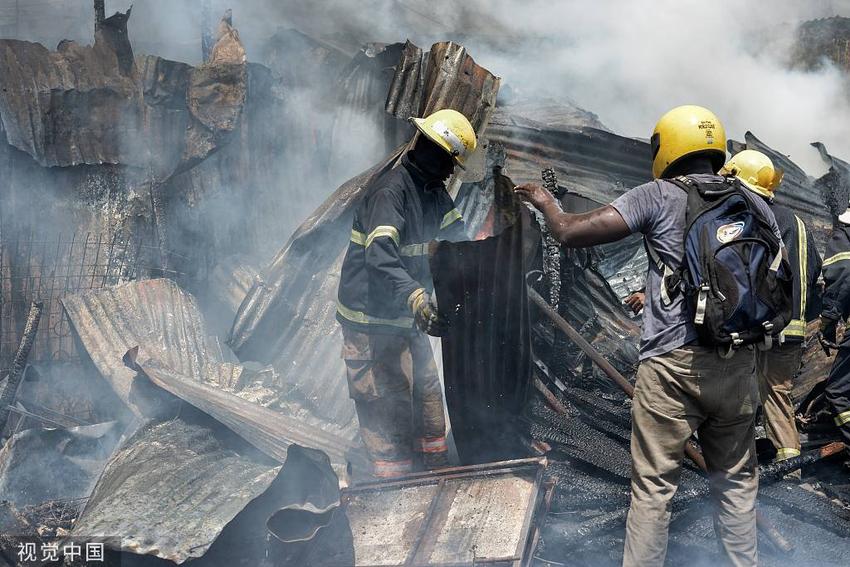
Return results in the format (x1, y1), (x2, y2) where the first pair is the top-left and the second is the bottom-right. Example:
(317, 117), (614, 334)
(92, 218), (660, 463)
(373, 459), (413, 478)
(775, 447), (801, 460)
(416, 436), (448, 454)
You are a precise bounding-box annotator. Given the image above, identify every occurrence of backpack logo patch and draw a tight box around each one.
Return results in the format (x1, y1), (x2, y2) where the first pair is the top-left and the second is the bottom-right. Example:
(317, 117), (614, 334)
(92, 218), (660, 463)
(716, 221), (745, 243)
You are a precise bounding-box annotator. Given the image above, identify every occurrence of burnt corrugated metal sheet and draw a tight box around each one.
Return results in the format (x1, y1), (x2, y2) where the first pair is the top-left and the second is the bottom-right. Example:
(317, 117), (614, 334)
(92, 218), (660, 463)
(228, 42), (500, 436)
(812, 141), (850, 221)
(486, 105), (650, 206)
(62, 278), (353, 444)
(0, 13), (138, 168)
(129, 347), (363, 469)
(71, 418), (282, 563)
(62, 279), (210, 416)
(432, 200), (531, 464)
(62, 279), (242, 414)
(385, 41), (427, 120)
(57, 279), (354, 562)
(0, 11), (247, 178)
(419, 43), (500, 131)
(491, 98), (610, 132)
(448, 145), (641, 413)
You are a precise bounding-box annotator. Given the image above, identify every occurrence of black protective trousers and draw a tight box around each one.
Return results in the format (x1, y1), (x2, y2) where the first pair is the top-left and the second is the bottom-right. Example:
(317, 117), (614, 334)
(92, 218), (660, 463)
(826, 328), (850, 444)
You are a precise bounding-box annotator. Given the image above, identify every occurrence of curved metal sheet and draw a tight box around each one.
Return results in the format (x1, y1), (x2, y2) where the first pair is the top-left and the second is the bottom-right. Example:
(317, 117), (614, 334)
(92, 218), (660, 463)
(71, 418), (281, 564)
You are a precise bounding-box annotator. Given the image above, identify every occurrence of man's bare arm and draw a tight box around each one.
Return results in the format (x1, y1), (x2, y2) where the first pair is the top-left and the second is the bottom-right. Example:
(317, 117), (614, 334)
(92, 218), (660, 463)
(514, 183), (632, 247)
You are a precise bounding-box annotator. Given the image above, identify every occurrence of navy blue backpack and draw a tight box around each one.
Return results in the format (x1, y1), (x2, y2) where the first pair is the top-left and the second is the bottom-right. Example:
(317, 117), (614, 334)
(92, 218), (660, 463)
(647, 175), (793, 353)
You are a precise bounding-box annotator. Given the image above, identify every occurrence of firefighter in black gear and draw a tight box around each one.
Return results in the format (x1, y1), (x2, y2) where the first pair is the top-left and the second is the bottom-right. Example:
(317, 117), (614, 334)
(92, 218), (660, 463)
(336, 109), (477, 478)
(819, 201), (850, 447)
(720, 150), (822, 464)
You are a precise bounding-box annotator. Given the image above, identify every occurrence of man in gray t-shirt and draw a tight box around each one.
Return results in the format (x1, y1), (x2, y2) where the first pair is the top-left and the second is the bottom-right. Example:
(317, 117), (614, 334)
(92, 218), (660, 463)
(515, 106), (779, 567)
(611, 174), (783, 360)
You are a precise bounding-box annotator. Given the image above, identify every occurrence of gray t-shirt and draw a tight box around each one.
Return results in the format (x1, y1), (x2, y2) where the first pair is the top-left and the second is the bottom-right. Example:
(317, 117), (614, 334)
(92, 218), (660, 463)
(611, 174), (784, 360)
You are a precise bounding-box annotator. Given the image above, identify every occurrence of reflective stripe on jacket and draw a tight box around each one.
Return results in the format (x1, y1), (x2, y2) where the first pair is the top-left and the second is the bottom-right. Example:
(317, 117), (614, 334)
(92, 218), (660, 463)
(770, 204), (822, 342)
(822, 224), (850, 323)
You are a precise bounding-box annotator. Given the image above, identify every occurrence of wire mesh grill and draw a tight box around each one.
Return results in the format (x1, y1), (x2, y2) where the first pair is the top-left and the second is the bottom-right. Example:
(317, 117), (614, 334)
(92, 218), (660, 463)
(0, 232), (158, 369)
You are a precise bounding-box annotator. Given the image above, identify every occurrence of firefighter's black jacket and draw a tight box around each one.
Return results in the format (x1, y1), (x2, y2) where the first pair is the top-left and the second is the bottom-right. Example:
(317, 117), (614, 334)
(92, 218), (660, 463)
(822, 223), (850, 323)
(337, 154), (465, 335)
(769, 203), (822, 342)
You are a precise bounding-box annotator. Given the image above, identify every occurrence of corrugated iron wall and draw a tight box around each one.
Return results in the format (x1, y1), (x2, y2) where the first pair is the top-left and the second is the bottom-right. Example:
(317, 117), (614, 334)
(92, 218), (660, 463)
(432, 214), (531, 465)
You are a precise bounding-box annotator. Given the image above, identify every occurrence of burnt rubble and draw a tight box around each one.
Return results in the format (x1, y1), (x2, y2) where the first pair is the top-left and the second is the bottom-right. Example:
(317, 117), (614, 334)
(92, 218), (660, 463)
(0, 8), (849, 567)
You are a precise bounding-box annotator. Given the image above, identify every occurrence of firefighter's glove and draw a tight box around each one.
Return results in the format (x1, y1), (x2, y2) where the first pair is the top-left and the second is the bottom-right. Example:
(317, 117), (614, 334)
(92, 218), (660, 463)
(409, 288), (448, 337)
(818, 315), (840, 355)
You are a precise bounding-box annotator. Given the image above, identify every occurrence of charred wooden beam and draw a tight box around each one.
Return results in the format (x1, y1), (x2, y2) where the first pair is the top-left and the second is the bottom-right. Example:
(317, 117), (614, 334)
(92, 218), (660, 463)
(0, 301), (42, 435)
(761, 441), (846, 481)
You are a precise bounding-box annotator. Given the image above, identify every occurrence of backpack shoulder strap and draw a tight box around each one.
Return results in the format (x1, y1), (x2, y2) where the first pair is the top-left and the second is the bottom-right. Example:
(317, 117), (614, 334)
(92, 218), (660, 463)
(643, 237), (681, 307)
(666, 175), (693, 192)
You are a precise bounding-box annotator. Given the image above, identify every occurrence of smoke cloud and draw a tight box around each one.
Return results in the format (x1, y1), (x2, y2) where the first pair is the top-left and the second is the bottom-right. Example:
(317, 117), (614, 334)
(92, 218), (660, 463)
(460, 0), (850, 176)
(269, 0), (850, 176)
(5, 1), (848, 176)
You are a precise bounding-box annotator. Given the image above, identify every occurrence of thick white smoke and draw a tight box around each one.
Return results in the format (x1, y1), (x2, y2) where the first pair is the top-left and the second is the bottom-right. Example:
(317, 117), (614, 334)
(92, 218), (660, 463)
(239, 0), (850, 175)
(2, 1), (849, 182)
(460, 0), (850, 175)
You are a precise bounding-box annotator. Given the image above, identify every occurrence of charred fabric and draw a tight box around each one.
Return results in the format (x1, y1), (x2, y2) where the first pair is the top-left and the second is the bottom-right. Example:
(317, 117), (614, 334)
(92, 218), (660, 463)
(0, 7), (848, 567)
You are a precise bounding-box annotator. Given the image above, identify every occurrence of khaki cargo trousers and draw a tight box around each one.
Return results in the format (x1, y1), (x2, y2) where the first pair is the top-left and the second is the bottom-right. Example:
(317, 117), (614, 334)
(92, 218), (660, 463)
(756, 342), (802, 461)
(341, 326), (448, 478)
(623, 345), (759, 567)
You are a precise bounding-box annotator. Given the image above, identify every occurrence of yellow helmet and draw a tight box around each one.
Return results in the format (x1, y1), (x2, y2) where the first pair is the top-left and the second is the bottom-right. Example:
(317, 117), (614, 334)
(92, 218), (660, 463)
(411, 109), (477, 167)
(651, 105), (727, 179)
(719, 149), (784, 200)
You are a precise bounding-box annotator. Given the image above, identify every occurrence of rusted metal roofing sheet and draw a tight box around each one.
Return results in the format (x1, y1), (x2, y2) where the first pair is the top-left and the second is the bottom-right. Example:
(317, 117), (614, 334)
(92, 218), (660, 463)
(61, 278), (354, 450)
(485, 105), (650, 207)
(128, 347), (364, 470)
(418, 42), (500, 132)
(71, 418), (282, 564)
(62, 278), (241, 416)
(0, 11), (247, 177)
(340, 458), (550, 566)
(0, 13), (139, 168)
